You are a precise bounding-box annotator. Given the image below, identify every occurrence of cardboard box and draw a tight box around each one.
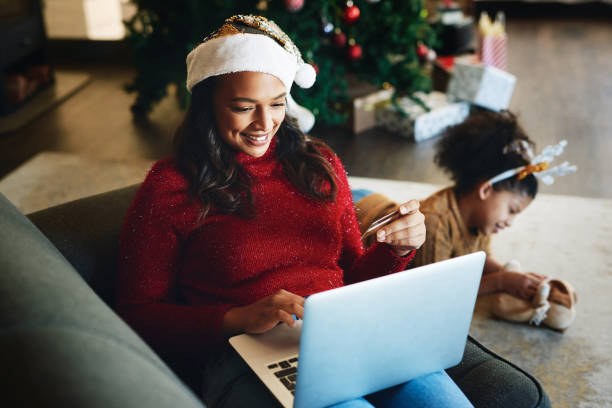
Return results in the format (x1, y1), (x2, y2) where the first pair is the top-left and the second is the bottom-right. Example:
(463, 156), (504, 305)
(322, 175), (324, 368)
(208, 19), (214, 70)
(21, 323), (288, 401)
(352, 88), (395, 134)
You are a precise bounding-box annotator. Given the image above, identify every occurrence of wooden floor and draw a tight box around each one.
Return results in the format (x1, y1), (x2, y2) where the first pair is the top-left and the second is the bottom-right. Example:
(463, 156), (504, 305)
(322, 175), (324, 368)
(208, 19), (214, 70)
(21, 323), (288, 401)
(1, 17), (611, 199)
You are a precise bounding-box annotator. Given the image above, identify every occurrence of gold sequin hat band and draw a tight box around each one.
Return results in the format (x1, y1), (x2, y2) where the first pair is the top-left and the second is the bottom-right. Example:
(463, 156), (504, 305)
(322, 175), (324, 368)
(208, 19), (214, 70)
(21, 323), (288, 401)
(186, 15), (316, 93)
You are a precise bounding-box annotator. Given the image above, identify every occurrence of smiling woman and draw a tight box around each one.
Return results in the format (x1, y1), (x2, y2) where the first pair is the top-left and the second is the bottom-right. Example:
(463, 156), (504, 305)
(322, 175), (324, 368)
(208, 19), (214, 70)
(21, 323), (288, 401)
(114, 15), (476, 408)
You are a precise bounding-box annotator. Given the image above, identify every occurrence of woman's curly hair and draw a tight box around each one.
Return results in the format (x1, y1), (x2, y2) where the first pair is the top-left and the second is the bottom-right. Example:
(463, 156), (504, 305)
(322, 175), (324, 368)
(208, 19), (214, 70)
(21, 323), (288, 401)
(435, 110), (538, 198)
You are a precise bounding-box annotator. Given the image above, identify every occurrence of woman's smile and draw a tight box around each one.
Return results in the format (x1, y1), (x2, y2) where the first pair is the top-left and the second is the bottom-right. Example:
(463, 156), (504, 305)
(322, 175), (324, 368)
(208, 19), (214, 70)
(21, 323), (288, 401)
(241, 131), (271, 146)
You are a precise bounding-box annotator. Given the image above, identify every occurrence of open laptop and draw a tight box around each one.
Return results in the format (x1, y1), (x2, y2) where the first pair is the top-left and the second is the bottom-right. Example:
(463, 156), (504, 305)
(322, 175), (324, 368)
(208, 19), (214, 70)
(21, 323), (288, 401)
(229, 251), (485, 408)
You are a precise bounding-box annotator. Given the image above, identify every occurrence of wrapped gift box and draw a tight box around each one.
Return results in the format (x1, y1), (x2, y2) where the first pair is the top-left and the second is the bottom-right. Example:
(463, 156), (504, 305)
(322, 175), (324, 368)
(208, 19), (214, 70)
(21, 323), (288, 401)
(375, 91), (470, 142)
(352, 88), (395, 134)
(447, 62), (516, 111)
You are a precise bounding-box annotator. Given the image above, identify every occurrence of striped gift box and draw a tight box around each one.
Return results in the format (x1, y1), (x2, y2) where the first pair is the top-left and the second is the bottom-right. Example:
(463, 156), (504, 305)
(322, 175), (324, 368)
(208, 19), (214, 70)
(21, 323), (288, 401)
(480, 34), (507, 71)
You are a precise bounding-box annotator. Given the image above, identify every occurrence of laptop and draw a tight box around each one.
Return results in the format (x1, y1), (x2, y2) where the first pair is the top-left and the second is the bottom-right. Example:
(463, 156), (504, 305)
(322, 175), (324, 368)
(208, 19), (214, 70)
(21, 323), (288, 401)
(229, 251), (485, 408)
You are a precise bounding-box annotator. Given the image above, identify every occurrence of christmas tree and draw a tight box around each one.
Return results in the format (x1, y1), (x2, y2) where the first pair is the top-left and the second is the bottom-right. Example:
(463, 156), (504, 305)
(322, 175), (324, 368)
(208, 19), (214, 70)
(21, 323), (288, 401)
(124, 0), (436, 126)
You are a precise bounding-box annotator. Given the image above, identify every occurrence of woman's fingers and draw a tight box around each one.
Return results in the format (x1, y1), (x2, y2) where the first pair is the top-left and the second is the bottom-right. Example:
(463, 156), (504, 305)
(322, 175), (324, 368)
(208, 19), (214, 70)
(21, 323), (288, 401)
(276, 309), (298, 328)
(398, 199), (420, 215)
(271, 290), (305, 320)
(377, 209), (425, 251)
(274, 289), (306, 307)
(241, 289), (306, 333)
(377, 211), (424, 240)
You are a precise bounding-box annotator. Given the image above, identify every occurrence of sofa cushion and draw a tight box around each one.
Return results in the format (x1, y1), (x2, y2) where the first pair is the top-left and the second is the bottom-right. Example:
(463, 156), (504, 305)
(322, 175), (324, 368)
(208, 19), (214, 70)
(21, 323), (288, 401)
(0, 192), (204, 408)
(448, 336), (551, 407)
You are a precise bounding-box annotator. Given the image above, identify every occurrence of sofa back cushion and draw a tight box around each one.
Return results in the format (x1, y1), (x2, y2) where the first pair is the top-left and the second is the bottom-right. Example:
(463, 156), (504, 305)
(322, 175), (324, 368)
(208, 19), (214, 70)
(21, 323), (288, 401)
(26, 184), (140, 305)
(0, 192), (205, 407)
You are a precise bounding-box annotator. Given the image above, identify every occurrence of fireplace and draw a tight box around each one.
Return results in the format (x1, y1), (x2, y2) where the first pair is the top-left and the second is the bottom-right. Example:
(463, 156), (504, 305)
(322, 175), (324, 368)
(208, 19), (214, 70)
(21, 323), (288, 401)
(0, 0), (53, 115)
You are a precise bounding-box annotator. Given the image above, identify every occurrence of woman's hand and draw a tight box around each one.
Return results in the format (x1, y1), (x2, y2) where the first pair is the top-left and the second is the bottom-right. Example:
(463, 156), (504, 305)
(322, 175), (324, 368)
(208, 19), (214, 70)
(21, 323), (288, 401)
(500, 271), (547, 300)
(222, 289), (305, 336)
(376, 200), (426, 257)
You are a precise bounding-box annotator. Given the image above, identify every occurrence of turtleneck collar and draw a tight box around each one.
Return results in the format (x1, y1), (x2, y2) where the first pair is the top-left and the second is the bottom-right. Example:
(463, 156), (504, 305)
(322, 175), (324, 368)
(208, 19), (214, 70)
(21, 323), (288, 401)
(234, 136), (279, 177)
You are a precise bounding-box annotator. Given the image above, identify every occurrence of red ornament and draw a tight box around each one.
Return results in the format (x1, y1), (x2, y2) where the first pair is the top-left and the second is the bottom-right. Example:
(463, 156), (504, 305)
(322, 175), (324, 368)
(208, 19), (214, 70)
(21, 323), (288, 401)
(343, 5), (361, 24)
(311, 63), (319, 74)
(332, 31), (347, 47)
(416, 43), (429, 59)
(284, 0), (304, 12)
(347, 44), (363, 60)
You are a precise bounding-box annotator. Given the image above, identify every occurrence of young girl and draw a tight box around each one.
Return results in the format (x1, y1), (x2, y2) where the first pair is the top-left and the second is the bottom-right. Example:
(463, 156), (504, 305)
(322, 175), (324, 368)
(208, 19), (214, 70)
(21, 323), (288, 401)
(356, 111), (573, 311)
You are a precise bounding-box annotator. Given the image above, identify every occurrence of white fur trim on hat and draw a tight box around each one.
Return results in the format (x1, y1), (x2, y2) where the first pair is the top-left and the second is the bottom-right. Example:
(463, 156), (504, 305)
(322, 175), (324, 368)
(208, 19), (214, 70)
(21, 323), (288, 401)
(186, 33), (315, 93)
(294, 63), (316, 88)
(286, 94), (315, 133)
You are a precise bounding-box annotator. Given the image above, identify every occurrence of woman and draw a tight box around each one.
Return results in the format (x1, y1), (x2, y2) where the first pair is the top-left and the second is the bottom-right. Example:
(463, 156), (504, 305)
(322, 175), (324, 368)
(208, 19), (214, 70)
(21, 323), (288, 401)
(116, 14), (473, 408)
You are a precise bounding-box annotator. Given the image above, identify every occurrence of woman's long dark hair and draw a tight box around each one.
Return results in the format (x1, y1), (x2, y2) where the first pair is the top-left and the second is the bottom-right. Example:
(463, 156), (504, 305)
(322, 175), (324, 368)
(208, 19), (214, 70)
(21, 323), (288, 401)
(173, 77), (337, 219)
(435, 110), (538, 198)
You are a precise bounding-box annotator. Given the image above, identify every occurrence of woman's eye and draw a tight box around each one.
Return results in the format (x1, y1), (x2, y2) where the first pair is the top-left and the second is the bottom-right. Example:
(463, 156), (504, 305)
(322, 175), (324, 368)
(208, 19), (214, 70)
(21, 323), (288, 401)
(273, 103), (285, 107)
(231, 107), (252, 112)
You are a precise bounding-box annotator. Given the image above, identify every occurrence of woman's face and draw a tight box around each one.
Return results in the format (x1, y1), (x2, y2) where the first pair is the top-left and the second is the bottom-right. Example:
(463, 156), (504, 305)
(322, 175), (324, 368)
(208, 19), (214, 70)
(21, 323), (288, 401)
(472, 189), (533, 235)
(213, 71), (286, 158)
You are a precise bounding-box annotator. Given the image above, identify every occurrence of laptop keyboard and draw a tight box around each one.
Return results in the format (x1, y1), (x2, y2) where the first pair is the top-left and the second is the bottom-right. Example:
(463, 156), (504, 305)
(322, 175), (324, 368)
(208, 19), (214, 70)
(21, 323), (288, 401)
(267, 356), (299, 395)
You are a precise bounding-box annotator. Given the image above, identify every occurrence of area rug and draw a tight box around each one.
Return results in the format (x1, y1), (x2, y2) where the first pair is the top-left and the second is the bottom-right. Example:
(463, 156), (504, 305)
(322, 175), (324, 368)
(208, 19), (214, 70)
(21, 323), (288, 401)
(0, 154), (610, 407)
(0, 151), (153, 214)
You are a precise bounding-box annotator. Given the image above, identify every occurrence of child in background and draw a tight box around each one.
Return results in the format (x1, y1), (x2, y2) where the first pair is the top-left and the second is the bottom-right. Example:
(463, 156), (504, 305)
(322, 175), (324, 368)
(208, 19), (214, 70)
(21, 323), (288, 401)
(355, 110), (577, 330)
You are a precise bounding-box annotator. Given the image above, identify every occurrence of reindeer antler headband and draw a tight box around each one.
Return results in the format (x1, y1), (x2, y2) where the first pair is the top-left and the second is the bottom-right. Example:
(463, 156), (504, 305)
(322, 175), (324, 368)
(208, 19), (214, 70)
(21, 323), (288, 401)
(488, 140), (577, 186)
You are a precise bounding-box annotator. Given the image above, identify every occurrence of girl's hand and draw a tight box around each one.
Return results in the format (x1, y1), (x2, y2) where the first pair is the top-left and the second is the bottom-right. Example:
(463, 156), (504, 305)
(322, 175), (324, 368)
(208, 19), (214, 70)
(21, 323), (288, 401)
(500, 271), (547, 300)
(376, 200), (426, 257)
(222, 289), (305, 336)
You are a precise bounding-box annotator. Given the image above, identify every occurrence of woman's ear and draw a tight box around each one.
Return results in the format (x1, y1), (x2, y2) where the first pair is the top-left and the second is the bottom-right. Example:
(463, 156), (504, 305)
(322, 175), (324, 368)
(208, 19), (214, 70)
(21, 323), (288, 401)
(477, 181), (494, 200)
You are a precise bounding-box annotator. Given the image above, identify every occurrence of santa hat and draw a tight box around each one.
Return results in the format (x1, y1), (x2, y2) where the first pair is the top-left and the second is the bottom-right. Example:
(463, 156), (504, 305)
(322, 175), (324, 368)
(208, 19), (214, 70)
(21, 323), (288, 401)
(186, 15), (316, 132)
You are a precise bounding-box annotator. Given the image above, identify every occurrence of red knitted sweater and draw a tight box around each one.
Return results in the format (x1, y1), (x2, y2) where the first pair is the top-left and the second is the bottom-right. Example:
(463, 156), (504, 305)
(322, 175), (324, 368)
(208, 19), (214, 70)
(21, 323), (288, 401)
(116, 139), (414, 357)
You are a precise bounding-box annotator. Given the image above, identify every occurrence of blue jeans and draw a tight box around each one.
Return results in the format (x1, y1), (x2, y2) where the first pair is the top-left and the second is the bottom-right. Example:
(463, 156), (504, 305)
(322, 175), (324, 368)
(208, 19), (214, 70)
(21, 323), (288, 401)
(331, 371), (473, 407)
(351, 188), (374, 203)
(202, 346), (473, 408)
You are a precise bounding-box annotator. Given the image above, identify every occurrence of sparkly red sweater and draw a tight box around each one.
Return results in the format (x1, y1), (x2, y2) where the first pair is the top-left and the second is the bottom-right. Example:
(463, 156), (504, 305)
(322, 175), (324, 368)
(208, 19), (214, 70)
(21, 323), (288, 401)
(116, 140), (414, 358)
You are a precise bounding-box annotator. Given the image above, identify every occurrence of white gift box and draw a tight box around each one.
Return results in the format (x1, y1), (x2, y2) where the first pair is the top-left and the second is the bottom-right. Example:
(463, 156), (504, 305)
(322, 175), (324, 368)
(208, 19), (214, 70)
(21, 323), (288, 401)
(375, 91), (470, 142)
(447, 62), (516, 112)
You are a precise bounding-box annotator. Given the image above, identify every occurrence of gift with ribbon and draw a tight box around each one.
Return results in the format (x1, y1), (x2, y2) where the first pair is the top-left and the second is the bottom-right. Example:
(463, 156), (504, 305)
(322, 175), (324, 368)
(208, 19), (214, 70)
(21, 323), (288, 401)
(374, 91), (470, 142)
(478, 11), (507, 71)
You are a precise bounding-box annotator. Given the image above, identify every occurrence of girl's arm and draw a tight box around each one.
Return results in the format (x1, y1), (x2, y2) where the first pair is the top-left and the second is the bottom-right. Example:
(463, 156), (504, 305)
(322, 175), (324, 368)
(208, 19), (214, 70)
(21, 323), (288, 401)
(479, 255), (546, 299)
(478, 255), (506, 295)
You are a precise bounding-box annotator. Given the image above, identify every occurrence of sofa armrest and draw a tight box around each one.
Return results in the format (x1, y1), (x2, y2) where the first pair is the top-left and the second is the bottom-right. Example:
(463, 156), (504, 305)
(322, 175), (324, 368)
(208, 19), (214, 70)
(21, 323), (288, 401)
(0, 192), (205, 408)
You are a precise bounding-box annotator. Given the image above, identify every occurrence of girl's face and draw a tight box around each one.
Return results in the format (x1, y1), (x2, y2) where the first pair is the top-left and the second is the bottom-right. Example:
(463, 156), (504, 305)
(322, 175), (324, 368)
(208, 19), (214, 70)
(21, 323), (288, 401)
(473, 188), (533, 235)
(213, 71), (286, 158)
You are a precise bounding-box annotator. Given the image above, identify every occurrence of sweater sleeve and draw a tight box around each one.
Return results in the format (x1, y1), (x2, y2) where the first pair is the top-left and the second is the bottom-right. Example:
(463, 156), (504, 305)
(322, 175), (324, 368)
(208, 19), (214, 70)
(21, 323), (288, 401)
(115, 160), (234, 357)
(325, 152), (414, 285)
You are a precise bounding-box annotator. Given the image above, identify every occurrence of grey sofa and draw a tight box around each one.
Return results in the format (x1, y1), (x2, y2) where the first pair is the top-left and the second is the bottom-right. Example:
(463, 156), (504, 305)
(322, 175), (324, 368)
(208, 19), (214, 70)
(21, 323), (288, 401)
(0, 186), (550, 407)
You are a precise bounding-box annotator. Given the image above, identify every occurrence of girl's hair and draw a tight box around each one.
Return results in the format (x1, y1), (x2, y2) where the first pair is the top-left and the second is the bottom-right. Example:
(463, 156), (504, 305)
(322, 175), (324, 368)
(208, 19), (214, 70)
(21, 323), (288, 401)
(172, 77), (337, 219)
(435, 110), (538, 198)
